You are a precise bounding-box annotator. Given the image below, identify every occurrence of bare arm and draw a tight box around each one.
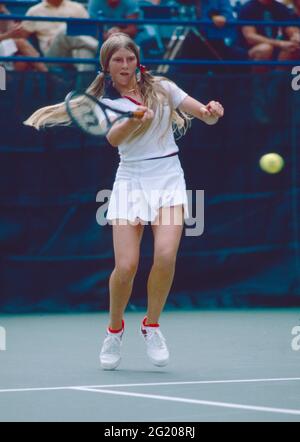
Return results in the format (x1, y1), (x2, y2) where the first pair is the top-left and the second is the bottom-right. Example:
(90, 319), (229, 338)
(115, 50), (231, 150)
(106, 106), (154, 147)
(285, 26), (300, 45)
(242, 25), (282, 48)
(107, 118), (142, 147)
(179, 96), (224, 125)
(5, 24), (32, 39)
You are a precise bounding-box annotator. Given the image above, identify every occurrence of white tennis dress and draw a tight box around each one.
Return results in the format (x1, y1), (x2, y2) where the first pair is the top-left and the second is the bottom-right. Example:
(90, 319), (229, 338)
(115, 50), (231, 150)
(102, 79), (190, 223)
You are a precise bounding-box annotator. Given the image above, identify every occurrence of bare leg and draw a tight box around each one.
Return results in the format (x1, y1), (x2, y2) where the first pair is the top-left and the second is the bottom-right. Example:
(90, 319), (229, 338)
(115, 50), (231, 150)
(146, 205), (184, 324)
(108, 219), (145, 330)
(248, 43), (274, 74)
(277, 47), (300, 71)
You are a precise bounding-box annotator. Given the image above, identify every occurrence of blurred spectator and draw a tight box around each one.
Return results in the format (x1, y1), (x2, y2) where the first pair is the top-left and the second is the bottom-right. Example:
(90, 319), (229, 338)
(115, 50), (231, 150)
(142, 0), (162, 4)
(197, 0), (237, 42)
(0, 3), (48, 71)
(291, 0), (300, 17)
(88, 0), (140, 39)
(177, 0), (247, 73)
(238, 0), (300, 72)
(88, 0), (155, 57)
(238, 0), (300, 124)
(6, 0), (99, 71)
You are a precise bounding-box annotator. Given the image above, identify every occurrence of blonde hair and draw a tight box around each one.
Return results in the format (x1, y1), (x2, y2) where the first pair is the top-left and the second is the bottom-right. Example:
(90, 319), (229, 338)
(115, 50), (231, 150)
(24, 32), (193, 142)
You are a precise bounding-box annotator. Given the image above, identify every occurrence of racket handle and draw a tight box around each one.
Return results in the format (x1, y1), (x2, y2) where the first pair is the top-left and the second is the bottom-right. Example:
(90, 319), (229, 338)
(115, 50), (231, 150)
(132, 111), (145, 119)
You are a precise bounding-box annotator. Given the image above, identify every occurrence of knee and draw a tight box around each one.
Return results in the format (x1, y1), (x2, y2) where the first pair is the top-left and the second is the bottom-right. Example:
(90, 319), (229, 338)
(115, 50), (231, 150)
(14, 38), (27, 51)
(114, 260), (139, 283)
(281, 46), (300, 57)
(14, 38), (23, 44)
(153, 250), (177, 271)
(249, 43), (273, 60)
(14, 61), (29, 71)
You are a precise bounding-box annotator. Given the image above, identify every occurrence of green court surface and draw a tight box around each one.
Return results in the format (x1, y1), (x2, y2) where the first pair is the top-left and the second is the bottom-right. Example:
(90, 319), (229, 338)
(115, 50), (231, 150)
(0, 309), (300, 422)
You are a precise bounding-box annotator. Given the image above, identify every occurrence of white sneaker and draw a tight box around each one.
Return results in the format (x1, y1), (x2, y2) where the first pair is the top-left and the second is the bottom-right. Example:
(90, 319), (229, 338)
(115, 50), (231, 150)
(141, 317), (169, 367)
(99, 322), (124, 370)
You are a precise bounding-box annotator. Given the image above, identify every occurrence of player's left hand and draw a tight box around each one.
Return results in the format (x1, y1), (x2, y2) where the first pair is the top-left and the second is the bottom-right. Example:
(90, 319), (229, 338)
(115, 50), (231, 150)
(206, 101), (224, 118)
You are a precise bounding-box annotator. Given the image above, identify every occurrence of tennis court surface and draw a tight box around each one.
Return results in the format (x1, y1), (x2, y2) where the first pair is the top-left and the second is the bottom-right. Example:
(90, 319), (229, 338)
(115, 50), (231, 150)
(0, 309), (300, 422)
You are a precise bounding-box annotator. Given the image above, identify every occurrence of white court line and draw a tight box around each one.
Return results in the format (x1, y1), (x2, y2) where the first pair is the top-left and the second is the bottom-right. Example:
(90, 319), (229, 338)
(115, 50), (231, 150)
(74, 377), (300, 389)
(0, 386), (70, 393)
(1, 377), (300, 393)
(73, 387), (300, 417)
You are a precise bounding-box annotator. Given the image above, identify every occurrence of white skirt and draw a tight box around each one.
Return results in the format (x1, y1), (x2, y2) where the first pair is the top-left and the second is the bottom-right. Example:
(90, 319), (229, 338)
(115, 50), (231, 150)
(106, 154), (189, 223)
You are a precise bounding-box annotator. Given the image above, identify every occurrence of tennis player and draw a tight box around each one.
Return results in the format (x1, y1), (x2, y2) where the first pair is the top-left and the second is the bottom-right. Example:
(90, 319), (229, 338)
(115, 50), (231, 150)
(24, 32), (224, 371)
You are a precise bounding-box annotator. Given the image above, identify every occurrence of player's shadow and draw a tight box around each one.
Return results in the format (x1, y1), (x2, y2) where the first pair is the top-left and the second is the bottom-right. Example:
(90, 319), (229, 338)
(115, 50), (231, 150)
(97, 368), (173, 376)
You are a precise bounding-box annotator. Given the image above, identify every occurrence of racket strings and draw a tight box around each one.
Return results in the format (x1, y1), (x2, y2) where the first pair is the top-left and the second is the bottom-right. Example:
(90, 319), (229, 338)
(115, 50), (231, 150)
(67, 93), (109, 136)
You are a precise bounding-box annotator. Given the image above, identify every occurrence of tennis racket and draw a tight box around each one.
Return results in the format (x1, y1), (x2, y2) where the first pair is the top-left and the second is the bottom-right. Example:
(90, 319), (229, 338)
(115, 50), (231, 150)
(65, 91), (145, 136)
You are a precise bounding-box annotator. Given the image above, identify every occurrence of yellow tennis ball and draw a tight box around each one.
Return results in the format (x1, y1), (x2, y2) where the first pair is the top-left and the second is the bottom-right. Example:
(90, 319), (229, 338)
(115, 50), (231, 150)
(259, 153), (285, 174)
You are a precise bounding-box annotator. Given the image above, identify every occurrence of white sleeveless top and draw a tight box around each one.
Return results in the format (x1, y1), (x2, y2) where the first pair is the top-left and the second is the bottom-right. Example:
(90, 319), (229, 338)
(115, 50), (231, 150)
(100, 79), (188, 162)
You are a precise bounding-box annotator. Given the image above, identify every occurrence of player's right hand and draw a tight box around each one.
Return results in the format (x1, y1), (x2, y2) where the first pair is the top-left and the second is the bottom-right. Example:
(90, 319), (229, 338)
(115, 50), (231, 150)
(135, 106), (154, 123)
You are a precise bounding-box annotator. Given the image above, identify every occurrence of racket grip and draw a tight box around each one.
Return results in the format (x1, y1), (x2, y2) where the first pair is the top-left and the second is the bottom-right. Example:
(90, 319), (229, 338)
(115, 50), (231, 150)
(132, 111), (145, 119)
